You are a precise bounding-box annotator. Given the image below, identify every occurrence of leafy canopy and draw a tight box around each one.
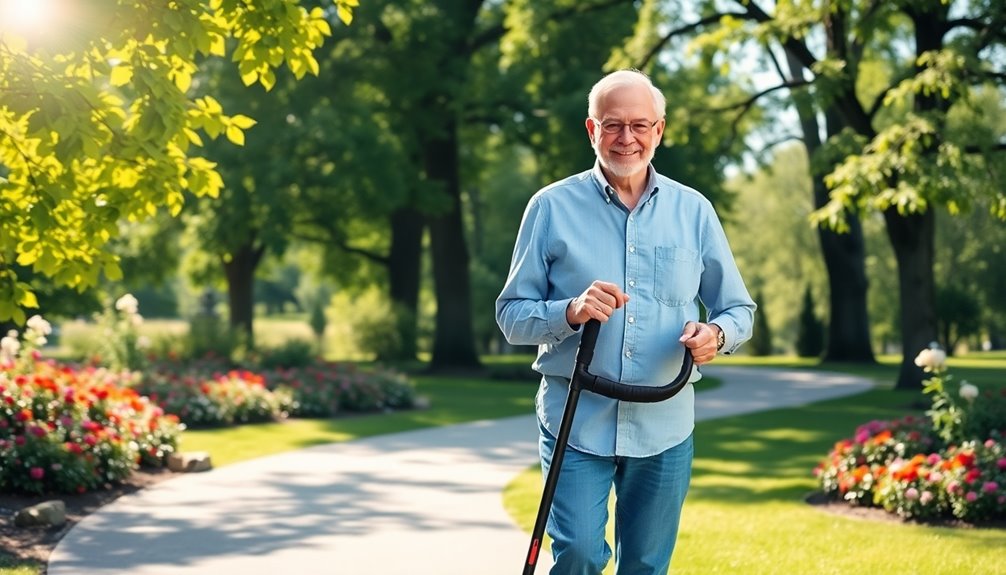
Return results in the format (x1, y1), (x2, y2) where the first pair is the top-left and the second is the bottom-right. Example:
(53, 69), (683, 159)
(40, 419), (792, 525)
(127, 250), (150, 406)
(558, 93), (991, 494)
(0, 0), (358, 323)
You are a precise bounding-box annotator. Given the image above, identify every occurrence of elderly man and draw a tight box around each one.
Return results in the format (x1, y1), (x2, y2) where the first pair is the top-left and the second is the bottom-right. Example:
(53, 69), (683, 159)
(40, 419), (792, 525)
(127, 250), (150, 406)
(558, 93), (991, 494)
(496, 69), (756, 574)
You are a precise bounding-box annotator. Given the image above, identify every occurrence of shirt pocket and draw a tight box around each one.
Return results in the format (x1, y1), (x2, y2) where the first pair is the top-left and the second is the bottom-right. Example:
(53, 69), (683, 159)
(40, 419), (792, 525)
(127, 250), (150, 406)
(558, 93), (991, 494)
(654, 246), (700, 307)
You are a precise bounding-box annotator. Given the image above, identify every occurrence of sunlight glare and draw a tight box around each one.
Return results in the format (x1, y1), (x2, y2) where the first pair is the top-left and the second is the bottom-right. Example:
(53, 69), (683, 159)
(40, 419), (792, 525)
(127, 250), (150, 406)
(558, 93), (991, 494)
(0, 0), (55, 35)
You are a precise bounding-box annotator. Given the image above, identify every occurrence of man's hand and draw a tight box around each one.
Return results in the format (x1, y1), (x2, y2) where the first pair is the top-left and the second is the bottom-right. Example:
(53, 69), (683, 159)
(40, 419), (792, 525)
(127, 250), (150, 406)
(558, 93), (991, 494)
(566, 281), (629, 326)
(679, 322), (721, 365)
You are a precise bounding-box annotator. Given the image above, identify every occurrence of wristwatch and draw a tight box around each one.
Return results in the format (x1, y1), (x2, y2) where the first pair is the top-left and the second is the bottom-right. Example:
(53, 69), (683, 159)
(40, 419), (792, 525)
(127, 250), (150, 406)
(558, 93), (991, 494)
(712, 323), (725, 351)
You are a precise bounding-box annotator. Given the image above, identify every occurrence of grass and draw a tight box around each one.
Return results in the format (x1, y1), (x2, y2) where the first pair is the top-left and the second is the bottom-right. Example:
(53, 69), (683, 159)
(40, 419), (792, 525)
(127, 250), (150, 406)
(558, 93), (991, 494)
(503, 354), (1006, 575)
(181, 373), (538, 466)
(0, 555), (36, 575)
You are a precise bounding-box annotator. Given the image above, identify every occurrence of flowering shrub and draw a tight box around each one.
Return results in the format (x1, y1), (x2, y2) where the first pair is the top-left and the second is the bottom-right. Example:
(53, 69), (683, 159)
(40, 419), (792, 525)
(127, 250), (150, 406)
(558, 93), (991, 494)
(248, 363), (415, 418)
(815, 345), (1006, 523)
(0, 357), (183, 495)
(135, 353), (416, 425)
(135, 363), (295, 427)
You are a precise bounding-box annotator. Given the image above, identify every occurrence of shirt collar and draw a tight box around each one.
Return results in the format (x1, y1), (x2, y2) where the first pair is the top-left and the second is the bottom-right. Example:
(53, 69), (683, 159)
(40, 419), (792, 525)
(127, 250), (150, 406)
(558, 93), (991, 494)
(590, 161), (660, 206)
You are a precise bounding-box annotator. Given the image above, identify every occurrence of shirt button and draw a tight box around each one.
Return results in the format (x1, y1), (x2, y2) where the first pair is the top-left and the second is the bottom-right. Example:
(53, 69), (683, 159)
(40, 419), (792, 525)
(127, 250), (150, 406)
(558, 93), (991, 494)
(625, 350), (632, 358)
(628, 316), (635, 323)
(628, 245), (635, 253)
(628, 280), (635, 287)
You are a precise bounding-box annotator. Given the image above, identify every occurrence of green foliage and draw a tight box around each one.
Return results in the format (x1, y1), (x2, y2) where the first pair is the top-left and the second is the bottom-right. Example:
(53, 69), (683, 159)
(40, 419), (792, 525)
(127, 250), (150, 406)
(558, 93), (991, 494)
(748, 290), (773, 356)
(94, 294), (149, 372)
(795, 286), (825, 358)
(935, 284), (981, 354)
(186, 314), (240, 361)
(0, 0), (358, 322)
(255, 338), (318, 370)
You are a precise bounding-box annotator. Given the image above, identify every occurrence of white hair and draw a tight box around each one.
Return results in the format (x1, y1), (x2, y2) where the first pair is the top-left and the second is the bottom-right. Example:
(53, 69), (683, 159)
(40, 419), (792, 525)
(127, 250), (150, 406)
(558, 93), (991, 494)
(587, 69), (666, 120)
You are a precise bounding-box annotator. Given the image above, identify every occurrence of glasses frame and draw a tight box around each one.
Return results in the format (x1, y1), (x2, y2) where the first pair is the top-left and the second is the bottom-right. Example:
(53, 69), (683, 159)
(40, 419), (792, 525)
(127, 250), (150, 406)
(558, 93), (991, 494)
(591, 118), (660, 135)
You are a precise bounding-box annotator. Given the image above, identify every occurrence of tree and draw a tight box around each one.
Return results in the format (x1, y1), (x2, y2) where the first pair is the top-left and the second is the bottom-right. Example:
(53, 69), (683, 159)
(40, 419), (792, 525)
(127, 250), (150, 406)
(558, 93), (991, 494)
(749, 290), (774, 356)
(622, 0), (1006, 389)
(0, 0), (357, 324)
(796, 286), (825, 358)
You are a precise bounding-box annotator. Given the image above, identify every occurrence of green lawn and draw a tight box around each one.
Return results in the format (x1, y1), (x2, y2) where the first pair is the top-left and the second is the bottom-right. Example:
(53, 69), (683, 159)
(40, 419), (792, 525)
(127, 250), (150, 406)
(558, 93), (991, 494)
(504, 354), (1006, 575)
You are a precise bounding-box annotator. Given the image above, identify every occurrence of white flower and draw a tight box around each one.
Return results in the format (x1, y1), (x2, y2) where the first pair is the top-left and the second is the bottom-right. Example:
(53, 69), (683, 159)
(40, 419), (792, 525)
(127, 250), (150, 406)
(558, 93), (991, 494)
(0, 335), (20, 362)
(913, 347), (946, 371)
(115, 293), (139, 315)
(26, 315), (51, 335)
(959, 382), (979, 402)
(131, 313), (144, 327)
(137, 335), (151, 349)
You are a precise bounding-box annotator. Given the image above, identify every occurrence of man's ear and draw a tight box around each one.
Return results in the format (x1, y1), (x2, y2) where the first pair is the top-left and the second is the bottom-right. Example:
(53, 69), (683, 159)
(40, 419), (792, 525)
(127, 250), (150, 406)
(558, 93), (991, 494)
(585, 117), (598, 143)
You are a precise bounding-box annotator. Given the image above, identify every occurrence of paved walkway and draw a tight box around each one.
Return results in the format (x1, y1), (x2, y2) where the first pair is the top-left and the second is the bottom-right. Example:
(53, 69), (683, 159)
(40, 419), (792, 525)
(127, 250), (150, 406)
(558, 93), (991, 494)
(48, 366), (872, 575)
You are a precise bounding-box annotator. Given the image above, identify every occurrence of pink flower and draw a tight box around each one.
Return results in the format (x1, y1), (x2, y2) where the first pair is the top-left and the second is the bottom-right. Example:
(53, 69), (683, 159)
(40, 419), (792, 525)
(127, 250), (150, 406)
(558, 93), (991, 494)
(965, 491), (978, 503)
(926, 453), (942, 465)
(982, 481), (999, 493)
(997, 458), (1006, 470)
(986, 439), (997, 449)
(905, 487), (920, 500)
(946, 481), (961, 494)
(29, 467), (44, 480)
(920, 491), (934, 505)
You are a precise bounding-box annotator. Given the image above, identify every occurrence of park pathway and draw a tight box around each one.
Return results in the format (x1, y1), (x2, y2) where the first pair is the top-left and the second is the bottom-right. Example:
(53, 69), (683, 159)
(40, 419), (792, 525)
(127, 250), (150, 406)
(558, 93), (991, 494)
(48, 366), (873, 575)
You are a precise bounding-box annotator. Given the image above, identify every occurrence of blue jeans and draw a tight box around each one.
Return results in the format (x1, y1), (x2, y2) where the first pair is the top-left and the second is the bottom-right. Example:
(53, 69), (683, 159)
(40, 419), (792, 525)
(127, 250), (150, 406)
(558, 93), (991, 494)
(538, 423), (694, 575)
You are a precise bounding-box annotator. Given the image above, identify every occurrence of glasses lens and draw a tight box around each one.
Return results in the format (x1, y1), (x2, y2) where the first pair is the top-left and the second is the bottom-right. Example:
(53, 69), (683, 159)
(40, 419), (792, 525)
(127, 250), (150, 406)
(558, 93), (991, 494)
(598, 120), (654, 134)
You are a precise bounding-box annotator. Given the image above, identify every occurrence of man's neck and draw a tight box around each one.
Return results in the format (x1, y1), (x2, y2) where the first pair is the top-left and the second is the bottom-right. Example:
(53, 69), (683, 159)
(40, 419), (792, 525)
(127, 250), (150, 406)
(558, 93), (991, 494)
(602, 168), (649, 211)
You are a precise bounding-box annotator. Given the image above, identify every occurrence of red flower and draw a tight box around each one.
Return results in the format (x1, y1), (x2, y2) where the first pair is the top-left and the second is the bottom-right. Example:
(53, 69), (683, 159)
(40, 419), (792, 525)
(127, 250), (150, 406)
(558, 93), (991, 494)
(29, 467), (44, 480)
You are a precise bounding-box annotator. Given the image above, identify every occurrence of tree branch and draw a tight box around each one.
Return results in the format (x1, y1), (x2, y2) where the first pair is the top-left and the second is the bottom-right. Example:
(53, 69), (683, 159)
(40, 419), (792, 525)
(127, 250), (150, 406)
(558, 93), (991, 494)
(290, 219), (390, 265)
(638, 12), (748, 69)
(703, 79), (812, 114)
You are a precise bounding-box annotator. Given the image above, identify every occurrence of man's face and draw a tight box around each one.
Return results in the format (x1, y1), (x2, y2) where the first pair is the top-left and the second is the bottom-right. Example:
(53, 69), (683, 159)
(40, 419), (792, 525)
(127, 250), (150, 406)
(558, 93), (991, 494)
(587, 84), (664, 180)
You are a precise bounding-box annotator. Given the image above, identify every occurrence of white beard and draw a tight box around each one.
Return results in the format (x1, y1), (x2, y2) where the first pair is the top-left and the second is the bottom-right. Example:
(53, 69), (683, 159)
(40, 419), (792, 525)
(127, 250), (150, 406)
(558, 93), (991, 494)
(593, 139), (654, 180)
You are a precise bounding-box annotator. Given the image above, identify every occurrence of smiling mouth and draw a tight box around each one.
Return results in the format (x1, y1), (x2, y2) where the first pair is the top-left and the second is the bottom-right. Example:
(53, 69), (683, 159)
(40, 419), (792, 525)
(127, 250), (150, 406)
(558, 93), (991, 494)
(611, 149), (639, 157)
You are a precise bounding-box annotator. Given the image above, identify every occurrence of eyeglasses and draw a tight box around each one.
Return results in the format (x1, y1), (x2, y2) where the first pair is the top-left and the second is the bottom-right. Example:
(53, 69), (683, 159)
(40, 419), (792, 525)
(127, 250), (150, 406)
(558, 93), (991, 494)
(592, 118), (659, 135)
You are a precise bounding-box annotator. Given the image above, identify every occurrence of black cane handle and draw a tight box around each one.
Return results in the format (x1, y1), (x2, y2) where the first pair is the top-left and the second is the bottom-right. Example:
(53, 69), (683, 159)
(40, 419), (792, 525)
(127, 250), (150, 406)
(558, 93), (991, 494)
(573, 319), (694, 402)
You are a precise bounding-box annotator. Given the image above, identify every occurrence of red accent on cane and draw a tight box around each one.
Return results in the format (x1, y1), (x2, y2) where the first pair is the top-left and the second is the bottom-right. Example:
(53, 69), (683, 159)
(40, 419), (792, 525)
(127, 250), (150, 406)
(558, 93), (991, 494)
(528, 539), (540, 565)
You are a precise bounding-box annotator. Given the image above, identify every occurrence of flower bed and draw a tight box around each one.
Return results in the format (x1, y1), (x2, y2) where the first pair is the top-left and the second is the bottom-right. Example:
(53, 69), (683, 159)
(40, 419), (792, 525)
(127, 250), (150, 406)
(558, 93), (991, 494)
(815, 346), (1006, 523)
(1, 305), (420, 494)
(1, 359), (183, 495)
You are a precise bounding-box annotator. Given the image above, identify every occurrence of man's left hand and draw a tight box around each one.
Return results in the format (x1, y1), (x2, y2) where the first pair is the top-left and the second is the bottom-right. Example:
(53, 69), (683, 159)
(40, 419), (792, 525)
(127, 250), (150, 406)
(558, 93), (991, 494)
(679, 322), (721, 365)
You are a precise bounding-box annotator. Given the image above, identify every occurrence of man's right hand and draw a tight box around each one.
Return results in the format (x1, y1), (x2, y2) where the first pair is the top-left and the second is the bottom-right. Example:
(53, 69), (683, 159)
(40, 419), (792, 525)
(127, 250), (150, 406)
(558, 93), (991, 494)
(566, 280), (630, 327)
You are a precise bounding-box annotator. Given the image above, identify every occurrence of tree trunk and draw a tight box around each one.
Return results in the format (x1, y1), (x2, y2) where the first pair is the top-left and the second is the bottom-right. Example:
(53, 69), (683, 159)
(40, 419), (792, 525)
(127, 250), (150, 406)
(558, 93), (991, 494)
(786, 50), (875, 363)
(815, 182), (875, 362)
(425, 121), (481, 370)
(222, 243), (265, 350)
(386, 207), (425, 361)
(884, 208), (936, 390)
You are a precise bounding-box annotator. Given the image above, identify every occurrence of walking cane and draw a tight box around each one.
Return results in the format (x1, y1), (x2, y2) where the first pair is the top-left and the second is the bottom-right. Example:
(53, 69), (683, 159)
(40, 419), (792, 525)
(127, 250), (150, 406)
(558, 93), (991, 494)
(522, 319), (695, 574)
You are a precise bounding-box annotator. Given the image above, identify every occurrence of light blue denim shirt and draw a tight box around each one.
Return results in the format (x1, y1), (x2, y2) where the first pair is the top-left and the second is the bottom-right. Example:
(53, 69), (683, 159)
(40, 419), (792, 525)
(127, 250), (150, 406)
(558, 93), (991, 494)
(496, 162), (755, 458)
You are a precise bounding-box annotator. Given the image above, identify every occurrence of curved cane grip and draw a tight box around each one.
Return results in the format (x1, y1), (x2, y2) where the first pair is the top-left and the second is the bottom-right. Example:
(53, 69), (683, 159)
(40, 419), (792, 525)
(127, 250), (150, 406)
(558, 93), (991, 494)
(573, 319), (694, 403)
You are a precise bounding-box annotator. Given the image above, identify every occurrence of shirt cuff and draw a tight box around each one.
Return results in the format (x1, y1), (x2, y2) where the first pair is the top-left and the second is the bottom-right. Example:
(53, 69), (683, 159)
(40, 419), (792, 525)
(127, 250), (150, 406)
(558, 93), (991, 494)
(546, 298), (579, 343)
(711, 321), (736, 355)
